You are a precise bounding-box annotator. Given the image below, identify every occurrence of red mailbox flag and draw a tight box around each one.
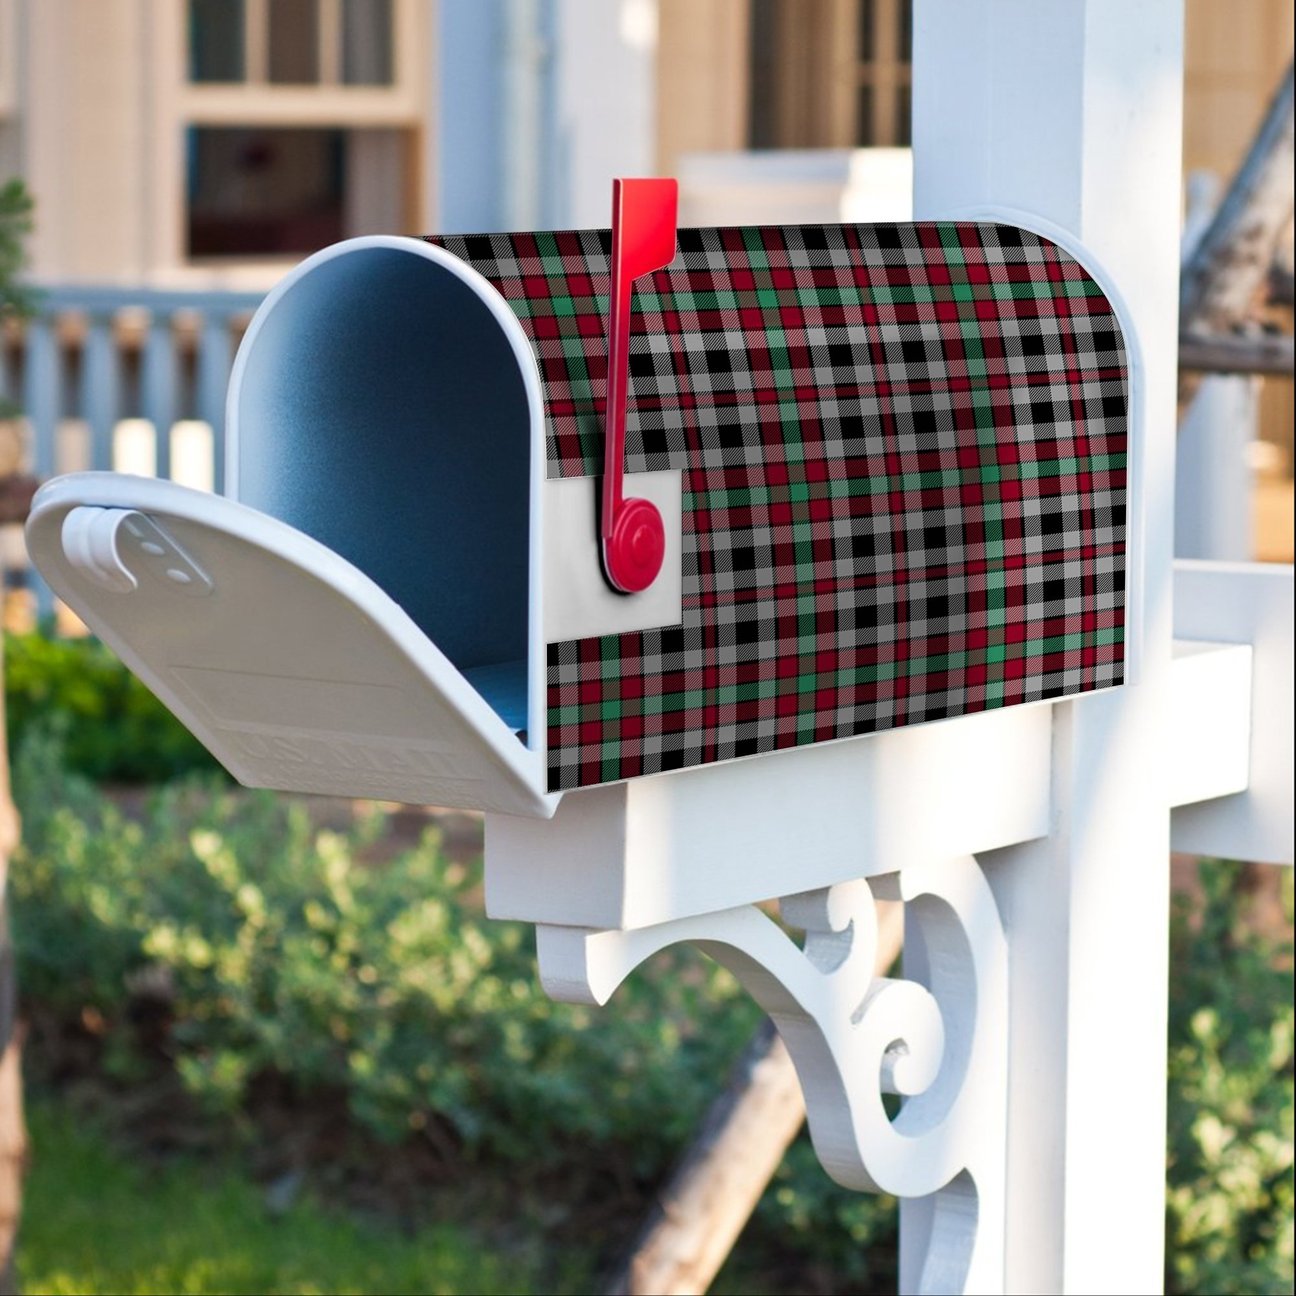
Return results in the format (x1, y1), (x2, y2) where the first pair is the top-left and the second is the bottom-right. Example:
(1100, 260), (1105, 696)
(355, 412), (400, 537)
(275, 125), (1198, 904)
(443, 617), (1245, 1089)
(602, 177), (679, 593)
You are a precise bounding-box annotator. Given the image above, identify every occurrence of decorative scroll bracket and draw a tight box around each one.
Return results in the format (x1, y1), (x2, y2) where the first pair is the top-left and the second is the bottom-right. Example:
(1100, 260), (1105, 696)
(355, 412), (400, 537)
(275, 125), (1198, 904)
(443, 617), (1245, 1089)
(535, 855), (1008, 1295)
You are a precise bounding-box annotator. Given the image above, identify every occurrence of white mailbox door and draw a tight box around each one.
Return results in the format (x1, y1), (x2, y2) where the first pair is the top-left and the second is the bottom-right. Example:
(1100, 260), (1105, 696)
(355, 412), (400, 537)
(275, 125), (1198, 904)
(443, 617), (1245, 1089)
(26, 473), (556, 819)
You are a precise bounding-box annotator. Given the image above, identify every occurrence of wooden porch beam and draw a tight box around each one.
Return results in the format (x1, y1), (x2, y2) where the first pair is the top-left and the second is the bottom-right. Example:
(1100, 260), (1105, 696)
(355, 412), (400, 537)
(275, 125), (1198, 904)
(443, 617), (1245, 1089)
(1179, 330), (1295, 377)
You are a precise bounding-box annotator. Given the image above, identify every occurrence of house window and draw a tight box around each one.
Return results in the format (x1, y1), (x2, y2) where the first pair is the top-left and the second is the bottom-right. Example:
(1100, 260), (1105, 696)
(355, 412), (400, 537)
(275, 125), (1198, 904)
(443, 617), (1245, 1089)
(856, 0), (912, 145)
(748, 0), (912, 149)
(186, 125), (411, 259)
(172, 0), (419, 264)
(187, 0), (394, 87)
(342, 0), (394, 85)
(190, 0), (247, 82)
(187, 127), (344, 256)
(269, 0), (321, 85)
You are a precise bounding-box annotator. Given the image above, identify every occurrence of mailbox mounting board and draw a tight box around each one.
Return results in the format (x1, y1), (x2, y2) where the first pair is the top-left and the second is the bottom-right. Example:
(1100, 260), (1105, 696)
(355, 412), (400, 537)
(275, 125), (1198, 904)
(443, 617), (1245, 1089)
(432, 222), (1130, 794)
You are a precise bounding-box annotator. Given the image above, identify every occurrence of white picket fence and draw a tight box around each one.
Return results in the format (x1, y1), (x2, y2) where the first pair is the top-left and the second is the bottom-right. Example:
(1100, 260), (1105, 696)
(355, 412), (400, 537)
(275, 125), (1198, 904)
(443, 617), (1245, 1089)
(0, 285), (264, 615)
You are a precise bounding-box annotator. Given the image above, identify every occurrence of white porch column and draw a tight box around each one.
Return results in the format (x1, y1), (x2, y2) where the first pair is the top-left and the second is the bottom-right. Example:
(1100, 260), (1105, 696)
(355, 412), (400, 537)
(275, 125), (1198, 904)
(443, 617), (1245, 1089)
(1175, 376), (1259, 561)
(911, 4), (1184, 1293)
(551, 0), (658, 227)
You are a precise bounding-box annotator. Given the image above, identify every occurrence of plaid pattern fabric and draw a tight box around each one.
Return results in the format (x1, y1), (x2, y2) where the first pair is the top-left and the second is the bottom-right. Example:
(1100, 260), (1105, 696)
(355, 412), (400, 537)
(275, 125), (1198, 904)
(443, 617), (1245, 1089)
(430, 223), (1129, 793)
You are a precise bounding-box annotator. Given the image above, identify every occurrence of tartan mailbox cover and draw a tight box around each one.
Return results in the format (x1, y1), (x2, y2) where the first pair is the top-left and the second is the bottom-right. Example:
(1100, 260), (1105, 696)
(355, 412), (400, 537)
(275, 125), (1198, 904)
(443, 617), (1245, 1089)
(26, 214), (1129, 816)
(432, 219), (1129, 793)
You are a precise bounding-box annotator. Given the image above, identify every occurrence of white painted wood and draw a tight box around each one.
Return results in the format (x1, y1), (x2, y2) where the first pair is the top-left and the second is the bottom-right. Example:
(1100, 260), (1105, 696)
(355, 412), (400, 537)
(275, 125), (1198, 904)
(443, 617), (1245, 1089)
(542, 471), (683, 641)
(913, 3), (1183, 1292)
(1175, 377), (1259, 561)
(25, 474), (555, 818)
(549, 0), (657, 228)
(485, 702), (1051, 930)
(1172, 561), (1294, 864)
(1167, 641), (1253, 809)
(537, 856), (1007, 1293)
(676, 148), (913, 227)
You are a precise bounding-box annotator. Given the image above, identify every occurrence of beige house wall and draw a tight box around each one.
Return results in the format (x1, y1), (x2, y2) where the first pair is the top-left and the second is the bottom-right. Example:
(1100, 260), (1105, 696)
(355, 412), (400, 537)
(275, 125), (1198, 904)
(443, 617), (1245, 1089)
(0, 0), (23, 185)
(1187, 0), (1290, 526)
(656, 0), (751, 180)
(7, 1), (1289, 283)
(2, 0), (430, 289)
(1183, 0), (1293, 177)
(659, 0), (1294, 187)
(1184, 0), (1294, 518)
(23, 0), (154, 283)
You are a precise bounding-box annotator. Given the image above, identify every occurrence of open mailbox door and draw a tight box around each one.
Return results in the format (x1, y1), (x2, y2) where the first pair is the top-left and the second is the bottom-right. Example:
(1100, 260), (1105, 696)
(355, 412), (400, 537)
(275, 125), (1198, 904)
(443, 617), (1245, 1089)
(26, 474), (555, 818)
(27, 236), (555, 819)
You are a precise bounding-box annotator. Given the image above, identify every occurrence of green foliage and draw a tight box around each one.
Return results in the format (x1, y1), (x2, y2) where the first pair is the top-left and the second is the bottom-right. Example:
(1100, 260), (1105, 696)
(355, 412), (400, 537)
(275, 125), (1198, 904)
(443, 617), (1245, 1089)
(10, 727), (758, 1172)
(0, 177), (34, 315)
(4, 631), (222, 783)
(1166, 861), (1294, 1296)
(19, 1101), (546, 1295)
(0, 176), (36, 418)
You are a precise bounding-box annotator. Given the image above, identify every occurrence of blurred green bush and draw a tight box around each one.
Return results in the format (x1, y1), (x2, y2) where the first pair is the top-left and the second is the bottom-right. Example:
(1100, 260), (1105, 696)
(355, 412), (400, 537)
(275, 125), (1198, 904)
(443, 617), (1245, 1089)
(10, 727), (757, 1171)
(12, 715), (898, 1290)
(4, 630), (221, 783)
(1166, 861), (1294, 1295)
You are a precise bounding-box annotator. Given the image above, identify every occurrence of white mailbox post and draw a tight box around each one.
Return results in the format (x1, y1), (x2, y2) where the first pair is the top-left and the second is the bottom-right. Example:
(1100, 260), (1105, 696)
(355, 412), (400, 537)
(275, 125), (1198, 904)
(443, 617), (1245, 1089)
(511, 7), (1291, 1291)
(22, 3), (1295, 1293)
(501, 6), (1296, 1292)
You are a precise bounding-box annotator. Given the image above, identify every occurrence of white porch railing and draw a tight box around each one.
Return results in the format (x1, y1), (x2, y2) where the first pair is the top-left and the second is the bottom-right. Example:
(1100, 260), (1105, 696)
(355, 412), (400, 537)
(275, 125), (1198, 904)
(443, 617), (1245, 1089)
(1, 284), (265, 618)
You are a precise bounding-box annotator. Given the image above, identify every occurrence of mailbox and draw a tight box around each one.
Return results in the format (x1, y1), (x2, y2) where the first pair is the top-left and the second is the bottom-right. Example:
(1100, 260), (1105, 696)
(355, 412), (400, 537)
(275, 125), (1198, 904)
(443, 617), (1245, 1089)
(26, 187), (1130, 818)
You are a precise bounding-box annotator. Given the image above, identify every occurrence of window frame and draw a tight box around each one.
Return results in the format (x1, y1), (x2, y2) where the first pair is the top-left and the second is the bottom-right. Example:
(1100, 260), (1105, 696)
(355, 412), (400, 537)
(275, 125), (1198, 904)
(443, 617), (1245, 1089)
(748, 0), (913, 150)
(182, 0), (421, 123)
(151, 0), (426, 279)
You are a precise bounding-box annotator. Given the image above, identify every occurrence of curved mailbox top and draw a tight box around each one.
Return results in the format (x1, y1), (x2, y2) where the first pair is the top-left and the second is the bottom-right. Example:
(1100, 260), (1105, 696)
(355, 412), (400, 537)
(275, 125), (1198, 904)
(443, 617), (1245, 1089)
(431, 221), (1130, 794)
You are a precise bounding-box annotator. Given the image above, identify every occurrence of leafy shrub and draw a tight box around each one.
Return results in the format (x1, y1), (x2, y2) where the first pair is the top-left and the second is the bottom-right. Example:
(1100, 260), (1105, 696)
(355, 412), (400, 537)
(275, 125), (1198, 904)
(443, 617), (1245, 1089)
(726, 1137), (898, 1294)
(1166, 861), (1294, 1295)
(4, 630), (221, 783)
(10, 725), (758, 1172)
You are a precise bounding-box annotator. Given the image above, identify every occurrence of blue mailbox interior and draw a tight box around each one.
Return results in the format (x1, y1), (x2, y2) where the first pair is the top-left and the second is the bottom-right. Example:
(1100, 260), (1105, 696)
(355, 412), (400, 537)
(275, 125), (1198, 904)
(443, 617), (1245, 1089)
(232, 244), (533, 733)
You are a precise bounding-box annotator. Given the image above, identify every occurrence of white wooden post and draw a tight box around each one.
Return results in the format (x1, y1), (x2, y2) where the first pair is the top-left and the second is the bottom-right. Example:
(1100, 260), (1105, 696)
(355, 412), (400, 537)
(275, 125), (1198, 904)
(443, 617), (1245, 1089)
(912, 3), (1183, 1291)
(1175, 377), (1258, 561)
